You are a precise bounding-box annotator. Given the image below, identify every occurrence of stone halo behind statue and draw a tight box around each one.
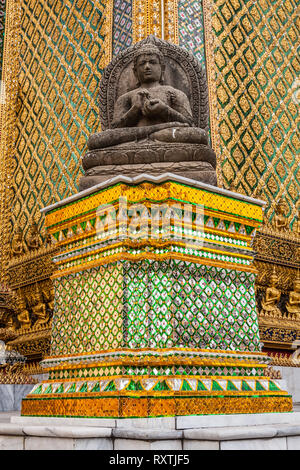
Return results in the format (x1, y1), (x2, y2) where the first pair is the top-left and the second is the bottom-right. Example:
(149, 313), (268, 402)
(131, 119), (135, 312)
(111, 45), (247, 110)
(79, 35), (217, 191)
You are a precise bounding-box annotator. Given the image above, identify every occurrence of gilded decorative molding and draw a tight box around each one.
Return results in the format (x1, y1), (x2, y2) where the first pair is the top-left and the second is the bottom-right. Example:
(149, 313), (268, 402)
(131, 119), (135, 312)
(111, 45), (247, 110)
(7, 244), (58, 290)
(201, 0), (223, 187)
(133, 0), (178, 43)
(133, 0), (160, 42)
(100, 0), (113, 68)
(163, 0), (178, 43)
(270, 353), (300, 368)
(10, 0), (107, 249)
(6, 324), (52, 358)
(0, 0), (21, 283)
(0, 362), (38, 384)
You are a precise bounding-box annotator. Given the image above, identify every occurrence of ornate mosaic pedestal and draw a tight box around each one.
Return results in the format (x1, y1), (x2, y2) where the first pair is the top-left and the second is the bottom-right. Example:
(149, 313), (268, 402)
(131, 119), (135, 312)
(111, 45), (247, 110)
(21, 175), (292, 417)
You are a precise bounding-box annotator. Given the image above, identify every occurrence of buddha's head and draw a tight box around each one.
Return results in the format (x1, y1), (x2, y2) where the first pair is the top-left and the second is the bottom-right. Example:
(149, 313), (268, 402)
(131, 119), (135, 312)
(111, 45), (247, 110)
(133, 44), (165, 85)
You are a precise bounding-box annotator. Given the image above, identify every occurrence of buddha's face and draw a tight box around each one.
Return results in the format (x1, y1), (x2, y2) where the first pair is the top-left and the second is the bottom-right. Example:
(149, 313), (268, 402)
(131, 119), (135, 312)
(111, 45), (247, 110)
(135, 53), (162, 84)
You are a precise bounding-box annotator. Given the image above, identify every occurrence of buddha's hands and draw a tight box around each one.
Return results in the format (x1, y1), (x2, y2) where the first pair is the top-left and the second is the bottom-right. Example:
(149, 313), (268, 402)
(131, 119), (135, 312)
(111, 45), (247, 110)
(142, 98), (168, 117)
(131, 89), (151, 112)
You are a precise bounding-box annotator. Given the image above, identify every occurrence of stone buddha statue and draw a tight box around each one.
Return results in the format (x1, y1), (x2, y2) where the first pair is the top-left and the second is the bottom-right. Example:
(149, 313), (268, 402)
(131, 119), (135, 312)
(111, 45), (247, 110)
(260, 269), (282, 318)
(111, 44), (194, 129)
(286, 275), (300, 319)
(80, 36), (217, 191)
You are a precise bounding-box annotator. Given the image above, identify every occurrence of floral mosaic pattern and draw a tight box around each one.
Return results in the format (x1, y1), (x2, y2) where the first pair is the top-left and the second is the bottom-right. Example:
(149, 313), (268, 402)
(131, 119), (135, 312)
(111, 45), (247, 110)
(178, 0), (206, 70)
(51, 263), (124, 356)
(112, 0), (132, 56)
(51, 259), (260, 355)
(123, 259), (260, 351)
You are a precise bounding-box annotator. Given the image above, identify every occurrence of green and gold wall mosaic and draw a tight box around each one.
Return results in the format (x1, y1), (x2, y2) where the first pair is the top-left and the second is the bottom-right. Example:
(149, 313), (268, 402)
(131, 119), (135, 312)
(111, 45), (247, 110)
(0, 0), (297, 273)
(4, 0), (298, 250)
(11, 0), (107, 240)
(51, 259), (260, 356)
(51, 262), (124, 356)
(209, 0), (299, 227)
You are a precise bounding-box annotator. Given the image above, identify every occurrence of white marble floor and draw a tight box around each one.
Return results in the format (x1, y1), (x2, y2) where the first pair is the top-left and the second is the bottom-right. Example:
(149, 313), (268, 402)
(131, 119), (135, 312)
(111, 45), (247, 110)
(0, 408), (300, 450)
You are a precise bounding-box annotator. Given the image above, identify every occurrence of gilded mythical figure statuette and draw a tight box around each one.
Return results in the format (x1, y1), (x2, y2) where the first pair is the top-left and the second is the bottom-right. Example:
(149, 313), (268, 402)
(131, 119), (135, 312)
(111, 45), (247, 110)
(260, 269), (282, 318)
(43, 287), (54, 312)
(32, 287), (49, 326)
(10, 228), (25, 257)
(17, 294), (31, 330)
(273, 199), (289, 231)
(27, 223), (40, 250)
(286, 273), (300, 319)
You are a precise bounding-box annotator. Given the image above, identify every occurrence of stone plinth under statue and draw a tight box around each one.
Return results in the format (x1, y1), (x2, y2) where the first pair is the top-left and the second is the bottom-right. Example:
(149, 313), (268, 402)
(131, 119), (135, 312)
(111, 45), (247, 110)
(21, 174), (292, 417)
(79, 36), (216, 191)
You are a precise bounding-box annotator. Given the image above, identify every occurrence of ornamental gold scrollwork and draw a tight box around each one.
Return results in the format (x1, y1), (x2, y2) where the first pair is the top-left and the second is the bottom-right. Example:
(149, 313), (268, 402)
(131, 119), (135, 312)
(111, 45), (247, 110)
(3, 223), (56, 359)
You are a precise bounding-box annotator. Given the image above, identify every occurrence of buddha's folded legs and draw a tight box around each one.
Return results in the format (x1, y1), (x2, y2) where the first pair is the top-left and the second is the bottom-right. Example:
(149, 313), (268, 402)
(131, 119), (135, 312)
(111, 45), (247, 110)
(87, 122), (192, 150)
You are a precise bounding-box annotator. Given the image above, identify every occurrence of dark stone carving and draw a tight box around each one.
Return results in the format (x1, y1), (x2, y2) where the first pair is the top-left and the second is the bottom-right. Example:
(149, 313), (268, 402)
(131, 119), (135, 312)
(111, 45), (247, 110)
(79, 35), (217, 191)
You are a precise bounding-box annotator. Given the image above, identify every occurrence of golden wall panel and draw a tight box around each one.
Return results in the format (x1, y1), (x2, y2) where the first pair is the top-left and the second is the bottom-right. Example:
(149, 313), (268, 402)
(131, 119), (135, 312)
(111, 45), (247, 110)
(0, 0), (21, 281)
(9, 0), (109, 246)
(203, 0), (299, 227)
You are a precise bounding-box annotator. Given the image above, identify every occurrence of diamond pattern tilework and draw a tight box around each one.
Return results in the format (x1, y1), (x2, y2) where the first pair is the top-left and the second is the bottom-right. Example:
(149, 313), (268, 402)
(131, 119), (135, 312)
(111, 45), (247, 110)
(123, 260), (173, 348)
(51, 263), (124, 356)
(50, 257), (260, 356)
(210, 0), (299, 227)
(123, 259), (260, 352)
(178, 0), (206, 70)
(30, 377), (283, 395)
(112, 0), (132, 56)
(11, 0), (106, 239)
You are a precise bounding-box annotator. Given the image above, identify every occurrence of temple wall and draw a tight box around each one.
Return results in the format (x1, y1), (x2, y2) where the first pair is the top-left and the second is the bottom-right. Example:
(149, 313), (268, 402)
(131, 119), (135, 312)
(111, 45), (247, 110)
(0, 0), (298, 362)
(0, 0), (297, 246)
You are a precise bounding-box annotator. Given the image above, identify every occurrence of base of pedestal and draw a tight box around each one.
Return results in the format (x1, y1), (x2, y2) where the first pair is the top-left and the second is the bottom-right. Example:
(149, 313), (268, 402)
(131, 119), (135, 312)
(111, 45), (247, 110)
(21, 393), (292, 418)
(21, 348), (293, 418)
